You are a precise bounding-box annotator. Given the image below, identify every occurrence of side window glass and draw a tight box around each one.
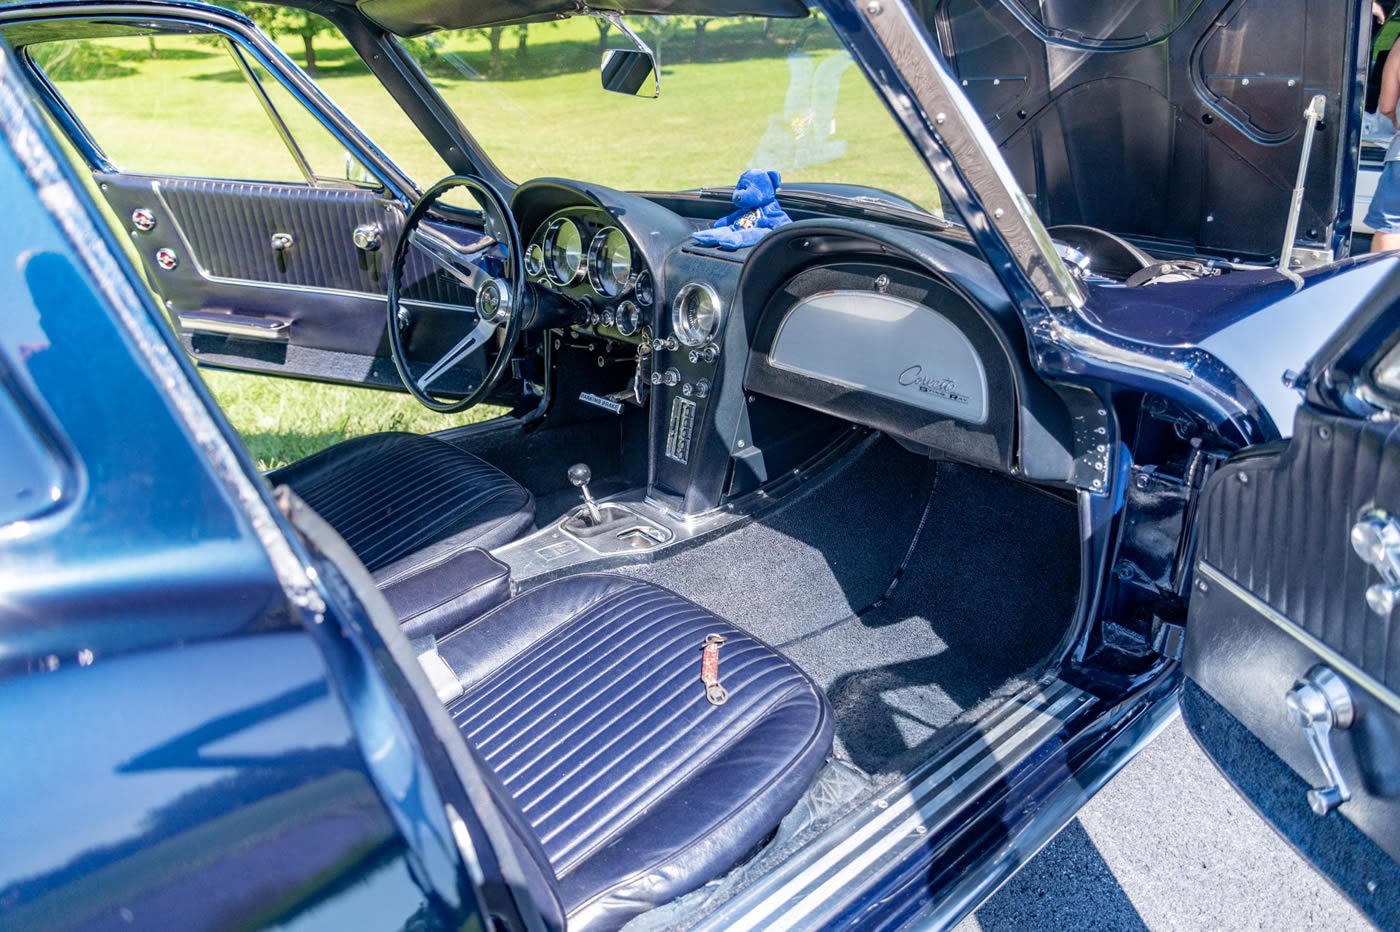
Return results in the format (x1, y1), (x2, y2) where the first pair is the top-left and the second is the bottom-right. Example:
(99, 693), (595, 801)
(238, 52), (377, 185)
(31, 33), (310, 183)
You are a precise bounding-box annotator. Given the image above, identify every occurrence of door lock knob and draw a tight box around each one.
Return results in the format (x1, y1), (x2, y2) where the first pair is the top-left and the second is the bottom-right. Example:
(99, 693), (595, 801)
(1284, 665), (1355, 816)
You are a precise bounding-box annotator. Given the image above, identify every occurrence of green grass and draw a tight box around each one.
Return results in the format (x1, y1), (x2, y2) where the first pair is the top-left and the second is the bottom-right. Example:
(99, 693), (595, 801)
(200, 369), (504, 470)
(35, 13), (947, 466)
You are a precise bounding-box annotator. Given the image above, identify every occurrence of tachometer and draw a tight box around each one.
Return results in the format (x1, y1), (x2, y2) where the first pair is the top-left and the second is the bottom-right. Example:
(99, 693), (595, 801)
(588, 226), (633, 297)
(544, 218), (584, 286)
(671, 282), (722, 346)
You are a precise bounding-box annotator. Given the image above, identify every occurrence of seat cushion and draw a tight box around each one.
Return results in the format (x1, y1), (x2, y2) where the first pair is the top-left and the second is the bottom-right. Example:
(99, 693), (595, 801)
(268, 432), (533, 577)
(437, 574), (833, 931)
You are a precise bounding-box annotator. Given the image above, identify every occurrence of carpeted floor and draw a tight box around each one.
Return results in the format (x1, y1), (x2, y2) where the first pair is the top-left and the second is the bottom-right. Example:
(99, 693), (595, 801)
(622, 439), (1081, 774)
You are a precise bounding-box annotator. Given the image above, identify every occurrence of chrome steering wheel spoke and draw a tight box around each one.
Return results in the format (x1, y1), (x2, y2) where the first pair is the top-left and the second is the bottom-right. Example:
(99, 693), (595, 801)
(408, 225), (494, 293)
(415, 316), (499, 392)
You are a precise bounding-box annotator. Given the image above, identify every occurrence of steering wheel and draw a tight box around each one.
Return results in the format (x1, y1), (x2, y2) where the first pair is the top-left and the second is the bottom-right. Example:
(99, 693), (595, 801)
(388, 175), (525, 412)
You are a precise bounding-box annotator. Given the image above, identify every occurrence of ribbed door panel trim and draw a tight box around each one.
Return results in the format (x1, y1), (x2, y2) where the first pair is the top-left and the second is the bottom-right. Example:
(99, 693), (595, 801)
(1197, 406), (1400, 694)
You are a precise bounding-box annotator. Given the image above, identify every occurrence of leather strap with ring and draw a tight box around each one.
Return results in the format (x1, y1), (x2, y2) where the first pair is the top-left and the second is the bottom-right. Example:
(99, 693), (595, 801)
(700, 633), (728, 705)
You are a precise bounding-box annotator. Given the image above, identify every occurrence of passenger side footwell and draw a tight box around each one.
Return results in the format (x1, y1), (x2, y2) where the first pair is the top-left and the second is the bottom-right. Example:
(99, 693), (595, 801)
(621, 440), (1080, 774)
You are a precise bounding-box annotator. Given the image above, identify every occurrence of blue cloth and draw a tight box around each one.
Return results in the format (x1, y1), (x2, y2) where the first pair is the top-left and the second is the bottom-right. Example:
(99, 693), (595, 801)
(1365, 161), (1400, 233)
(692, 169), (792, 250)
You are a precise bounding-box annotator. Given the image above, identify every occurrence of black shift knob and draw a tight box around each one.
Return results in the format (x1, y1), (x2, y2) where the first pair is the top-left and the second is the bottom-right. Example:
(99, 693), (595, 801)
(568, 463), (592, 488)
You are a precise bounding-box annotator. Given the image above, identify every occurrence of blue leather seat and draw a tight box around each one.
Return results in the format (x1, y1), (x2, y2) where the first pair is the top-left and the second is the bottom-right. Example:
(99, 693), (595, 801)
(434, 574), (834, 931)
(268, 432), (534, 579)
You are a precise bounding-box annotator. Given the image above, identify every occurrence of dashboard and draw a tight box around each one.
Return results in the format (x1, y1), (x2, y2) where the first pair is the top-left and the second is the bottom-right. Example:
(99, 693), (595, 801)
(508, 180), (1091, 510)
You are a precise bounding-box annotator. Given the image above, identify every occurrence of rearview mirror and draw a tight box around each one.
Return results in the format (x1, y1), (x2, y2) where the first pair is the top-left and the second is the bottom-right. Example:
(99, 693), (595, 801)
(601, 49), (658, 98)
(596, 14), (659, 99)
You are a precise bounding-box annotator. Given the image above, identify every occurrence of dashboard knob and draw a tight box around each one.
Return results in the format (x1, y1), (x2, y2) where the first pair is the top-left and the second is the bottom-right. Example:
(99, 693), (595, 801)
(650, 370), (663, 386)
(682, 382), (694, 396)
(602, 310), (615, 328)
(651, 337), (666, 352)
(701, 344), (719, 364)
(662, 367), (681, 387)
(694, 378), (711, 398)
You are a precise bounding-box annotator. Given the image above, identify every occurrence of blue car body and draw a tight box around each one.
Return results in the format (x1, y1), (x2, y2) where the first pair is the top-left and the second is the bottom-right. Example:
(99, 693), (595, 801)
(2, 0), (1398, 928)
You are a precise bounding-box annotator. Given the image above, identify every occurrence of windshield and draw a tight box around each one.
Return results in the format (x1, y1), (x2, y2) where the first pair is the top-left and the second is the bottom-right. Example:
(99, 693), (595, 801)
(400, 13), (950, 217)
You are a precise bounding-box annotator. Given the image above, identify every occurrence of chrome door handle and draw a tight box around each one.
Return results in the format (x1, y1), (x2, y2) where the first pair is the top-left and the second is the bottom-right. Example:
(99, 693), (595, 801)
(1284, 665), (1355, 815)
(1351, 509), (1400, 615)
(353, 223), (381, 251)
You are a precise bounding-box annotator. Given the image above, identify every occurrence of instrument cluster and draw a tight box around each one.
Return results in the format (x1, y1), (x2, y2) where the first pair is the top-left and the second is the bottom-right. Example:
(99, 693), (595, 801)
(525, 208), (654, 341)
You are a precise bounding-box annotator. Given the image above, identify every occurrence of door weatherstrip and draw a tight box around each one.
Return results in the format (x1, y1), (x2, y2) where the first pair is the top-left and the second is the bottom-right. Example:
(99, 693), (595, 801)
(1195, 561), (1400, 716)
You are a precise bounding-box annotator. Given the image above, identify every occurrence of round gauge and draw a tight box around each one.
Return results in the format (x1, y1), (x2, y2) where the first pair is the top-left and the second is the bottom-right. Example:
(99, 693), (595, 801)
(616, 300), (642, 336)
(543, 217), (584, 286)
(525, 242), (545, 277)
(588, 227), (632, 297)
(634, 269), (654, 306)
(671, 282), (722, 347)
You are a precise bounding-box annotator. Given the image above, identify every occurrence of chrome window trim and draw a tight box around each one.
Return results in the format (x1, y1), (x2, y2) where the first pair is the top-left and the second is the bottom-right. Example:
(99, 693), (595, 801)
(225, 38), (317, 187)
(5, 5), (416, 201)
(1196, 561), (1400, 716)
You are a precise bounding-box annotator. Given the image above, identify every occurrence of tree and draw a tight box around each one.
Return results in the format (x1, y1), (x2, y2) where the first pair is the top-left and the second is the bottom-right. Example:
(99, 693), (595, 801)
(480, 25), (506, 74)
(515, 24), (529, 61)
(692, 17), (712, 56)
(223, 3), (337, 74)
(594, 17), (612, 51)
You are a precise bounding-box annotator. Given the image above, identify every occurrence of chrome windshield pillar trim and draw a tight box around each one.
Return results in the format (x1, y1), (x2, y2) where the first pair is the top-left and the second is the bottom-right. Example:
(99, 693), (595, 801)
(824, 0), (1084, 310)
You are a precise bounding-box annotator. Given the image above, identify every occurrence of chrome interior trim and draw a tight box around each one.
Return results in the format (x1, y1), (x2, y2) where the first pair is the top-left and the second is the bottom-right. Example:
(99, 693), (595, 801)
(225, 39), (316, 187)
(178, 311), (290, 340)
(696, 679), (1094, 932)
(854, 0), (1084, 309)
(1196, 561), (1400, 716)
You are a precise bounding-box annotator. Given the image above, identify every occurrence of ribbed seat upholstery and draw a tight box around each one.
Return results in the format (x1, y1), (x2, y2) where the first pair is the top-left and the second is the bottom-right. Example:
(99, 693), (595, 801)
(436, 574), (833, 931)
(268, 432), (533, 579)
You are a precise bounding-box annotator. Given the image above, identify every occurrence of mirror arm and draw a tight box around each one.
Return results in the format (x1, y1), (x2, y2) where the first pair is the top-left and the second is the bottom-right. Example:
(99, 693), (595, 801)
(598, 12), (660, 97)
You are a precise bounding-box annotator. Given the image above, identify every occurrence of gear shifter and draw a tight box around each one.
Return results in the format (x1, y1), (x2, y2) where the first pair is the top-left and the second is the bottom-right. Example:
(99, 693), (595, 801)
(568, 462), (603, 526)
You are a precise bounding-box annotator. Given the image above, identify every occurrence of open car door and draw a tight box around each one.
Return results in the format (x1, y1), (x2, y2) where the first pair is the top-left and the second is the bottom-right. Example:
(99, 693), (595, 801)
(0, 3), (492, 398)
(1182, 261), (1400, 929)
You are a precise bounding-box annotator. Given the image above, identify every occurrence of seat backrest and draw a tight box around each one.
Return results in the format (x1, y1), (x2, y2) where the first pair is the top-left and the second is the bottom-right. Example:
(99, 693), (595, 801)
(277, 486), (567, 932)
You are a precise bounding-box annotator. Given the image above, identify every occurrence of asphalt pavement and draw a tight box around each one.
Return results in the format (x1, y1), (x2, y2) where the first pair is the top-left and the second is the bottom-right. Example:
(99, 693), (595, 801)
(953, 715), (1375, 932)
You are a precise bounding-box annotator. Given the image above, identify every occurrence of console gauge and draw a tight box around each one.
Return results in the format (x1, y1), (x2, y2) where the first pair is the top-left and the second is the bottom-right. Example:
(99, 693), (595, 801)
(671, 282), (722, 347)
(543, 217), (584, 286)
(616, 300), (642, 336)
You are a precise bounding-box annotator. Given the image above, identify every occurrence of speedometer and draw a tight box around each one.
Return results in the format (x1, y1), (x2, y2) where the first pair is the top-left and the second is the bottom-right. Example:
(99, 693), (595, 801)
(544, 218), (584, 286)
(588, 226), (632, 297)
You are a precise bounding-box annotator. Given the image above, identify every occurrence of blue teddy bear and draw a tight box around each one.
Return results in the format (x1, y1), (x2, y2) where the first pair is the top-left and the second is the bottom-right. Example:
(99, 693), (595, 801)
(692, 169), (792, 250)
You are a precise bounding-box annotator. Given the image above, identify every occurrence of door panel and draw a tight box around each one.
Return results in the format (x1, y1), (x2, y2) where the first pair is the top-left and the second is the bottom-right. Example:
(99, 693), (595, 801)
(1184, 404), (1400, 926)
(98, 170), (484, 392)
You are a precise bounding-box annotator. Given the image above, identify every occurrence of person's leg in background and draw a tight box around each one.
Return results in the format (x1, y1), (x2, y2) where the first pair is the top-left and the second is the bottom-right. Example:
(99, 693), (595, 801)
(1368, 162), (1400, 251)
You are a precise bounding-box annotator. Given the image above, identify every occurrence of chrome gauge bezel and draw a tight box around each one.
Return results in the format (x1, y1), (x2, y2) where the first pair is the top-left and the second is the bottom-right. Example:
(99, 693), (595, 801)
(587, 226), (633, 298)
(634, 269), (654, 306)
(616, 299), (642, 336)
(543, 217), (585, 286)
(524, 242), (545, 277)
(671, 281), (723, 347)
